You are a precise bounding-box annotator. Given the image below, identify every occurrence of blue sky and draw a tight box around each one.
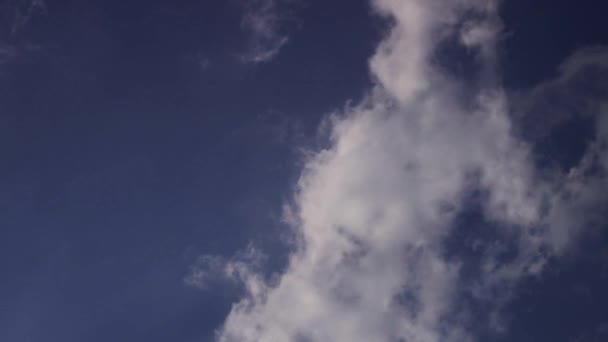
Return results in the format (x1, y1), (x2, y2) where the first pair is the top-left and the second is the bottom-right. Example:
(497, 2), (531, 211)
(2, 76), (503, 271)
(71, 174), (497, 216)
(1, 1), (607, 341)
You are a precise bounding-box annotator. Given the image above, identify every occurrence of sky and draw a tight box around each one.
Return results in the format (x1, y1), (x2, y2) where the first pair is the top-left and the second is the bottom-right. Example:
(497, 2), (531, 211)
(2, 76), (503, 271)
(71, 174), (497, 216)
(0, 0), (607, 341)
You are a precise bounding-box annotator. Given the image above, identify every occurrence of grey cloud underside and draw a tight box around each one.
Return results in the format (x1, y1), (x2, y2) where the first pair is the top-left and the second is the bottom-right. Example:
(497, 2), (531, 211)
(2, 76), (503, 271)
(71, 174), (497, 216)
(188, 0), (608, 341)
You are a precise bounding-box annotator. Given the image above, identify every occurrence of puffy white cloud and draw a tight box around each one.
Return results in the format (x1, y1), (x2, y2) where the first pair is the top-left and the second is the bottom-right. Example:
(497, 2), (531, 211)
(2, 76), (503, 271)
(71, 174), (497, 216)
(188, 1), (608, 341)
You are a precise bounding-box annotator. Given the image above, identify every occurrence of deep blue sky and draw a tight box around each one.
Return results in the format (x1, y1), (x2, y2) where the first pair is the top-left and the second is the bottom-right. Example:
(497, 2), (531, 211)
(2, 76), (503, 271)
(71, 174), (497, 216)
(1, 1), (607, 341)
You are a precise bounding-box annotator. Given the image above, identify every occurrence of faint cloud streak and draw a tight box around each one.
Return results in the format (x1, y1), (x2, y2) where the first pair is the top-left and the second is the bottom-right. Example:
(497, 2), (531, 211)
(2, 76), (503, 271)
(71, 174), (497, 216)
(238, 0), (297, 64)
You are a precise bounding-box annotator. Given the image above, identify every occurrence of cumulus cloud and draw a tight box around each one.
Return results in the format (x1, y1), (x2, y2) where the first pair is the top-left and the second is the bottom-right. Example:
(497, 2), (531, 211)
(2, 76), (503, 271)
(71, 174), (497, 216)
(238, 0), (295, 64)
(188, 1), (608, 341)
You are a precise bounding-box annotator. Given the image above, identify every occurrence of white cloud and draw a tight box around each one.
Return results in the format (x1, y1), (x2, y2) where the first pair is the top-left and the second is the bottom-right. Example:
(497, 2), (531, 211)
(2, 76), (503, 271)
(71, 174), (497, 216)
(189, 1), (608, 341)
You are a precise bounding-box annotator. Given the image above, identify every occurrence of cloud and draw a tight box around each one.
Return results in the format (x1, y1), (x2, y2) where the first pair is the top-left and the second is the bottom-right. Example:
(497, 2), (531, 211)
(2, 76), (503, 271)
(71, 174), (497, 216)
(511, 47), (608, 251)
(238, 0), (295, 64)
(513, 46), (608, 142)
(192, 1), (608, 341)
(185, 244), (267, 292)
(0, 0), (47, 64)
(9, 0), (47, 37)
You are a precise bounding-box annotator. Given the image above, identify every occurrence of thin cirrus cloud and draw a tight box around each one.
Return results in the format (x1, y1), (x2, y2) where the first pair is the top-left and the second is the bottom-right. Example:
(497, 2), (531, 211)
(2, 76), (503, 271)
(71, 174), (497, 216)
(0, 0), (47, 63)
(238, 0), (296, 64)
(187, 0), (608, 341)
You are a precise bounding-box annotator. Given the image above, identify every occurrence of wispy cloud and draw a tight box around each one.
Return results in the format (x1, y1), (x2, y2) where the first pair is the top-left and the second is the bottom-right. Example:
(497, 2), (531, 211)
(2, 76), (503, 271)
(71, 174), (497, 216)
(0, 0), (47, 64)
(238, 0), (296, 64)
(184, 244), (267, 293)
(188, 1), (608, 341)
(514, 46), (608, 141)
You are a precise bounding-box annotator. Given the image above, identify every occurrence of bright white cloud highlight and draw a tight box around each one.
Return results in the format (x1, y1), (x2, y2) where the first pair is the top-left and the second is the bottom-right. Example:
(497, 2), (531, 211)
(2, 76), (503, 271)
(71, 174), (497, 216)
(187, 1), (608, 341)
